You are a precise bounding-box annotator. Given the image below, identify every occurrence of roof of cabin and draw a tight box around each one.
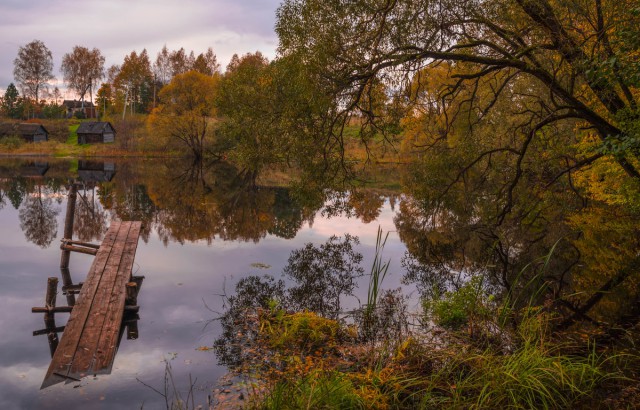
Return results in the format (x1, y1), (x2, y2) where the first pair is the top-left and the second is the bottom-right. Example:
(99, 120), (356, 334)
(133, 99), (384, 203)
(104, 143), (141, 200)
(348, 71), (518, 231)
(18, 123), (48, 135)
(63, 100), (95, 108)
(76, 122), (115, 135)
(0, 123), (48, 136)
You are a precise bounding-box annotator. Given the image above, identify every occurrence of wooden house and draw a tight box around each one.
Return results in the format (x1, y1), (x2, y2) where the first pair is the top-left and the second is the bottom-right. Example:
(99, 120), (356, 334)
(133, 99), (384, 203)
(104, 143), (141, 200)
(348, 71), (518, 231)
(62, 100), (96, 118)
(76, 122), (116, 144)
(0, 123), (49, 142)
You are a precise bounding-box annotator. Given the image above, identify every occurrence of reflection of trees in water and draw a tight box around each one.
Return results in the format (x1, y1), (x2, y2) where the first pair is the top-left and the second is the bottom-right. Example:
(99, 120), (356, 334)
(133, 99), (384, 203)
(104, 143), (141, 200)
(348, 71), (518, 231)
(395, 193), (583, 308)
(145, 161), (317, 244)
(213, 275), (285, 368)
(347, 190), (385, 223)
(73, 184), (108, 242)
(7, 179), (27, 209)
(213, 235), (366, 369)
(284, 234), (363, 318)
(19, 185), (59, 248)
(395, 167), (640, 334)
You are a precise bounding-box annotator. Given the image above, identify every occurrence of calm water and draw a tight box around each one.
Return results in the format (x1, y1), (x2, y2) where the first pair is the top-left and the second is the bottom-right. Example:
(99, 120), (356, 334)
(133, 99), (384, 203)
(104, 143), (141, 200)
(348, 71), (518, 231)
(0, 157), (411, 409)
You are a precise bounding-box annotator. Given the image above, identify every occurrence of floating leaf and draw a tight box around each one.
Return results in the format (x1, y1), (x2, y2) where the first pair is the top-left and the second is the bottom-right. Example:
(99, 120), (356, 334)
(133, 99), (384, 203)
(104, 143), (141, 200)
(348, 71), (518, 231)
(251, 262), (271, 269)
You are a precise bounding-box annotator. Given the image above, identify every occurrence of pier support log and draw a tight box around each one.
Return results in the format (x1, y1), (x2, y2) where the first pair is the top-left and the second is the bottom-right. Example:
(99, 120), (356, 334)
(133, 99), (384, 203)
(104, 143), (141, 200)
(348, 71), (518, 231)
(45, 277), (58, 309)
(43, 277), (60, 357)
(125, 282), (138, 306)
(60, 183), (78, 269)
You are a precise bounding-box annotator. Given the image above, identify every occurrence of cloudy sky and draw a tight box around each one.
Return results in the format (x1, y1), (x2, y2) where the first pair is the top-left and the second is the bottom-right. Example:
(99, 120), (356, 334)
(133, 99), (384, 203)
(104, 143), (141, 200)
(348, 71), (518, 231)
(0, 0), (282, 97)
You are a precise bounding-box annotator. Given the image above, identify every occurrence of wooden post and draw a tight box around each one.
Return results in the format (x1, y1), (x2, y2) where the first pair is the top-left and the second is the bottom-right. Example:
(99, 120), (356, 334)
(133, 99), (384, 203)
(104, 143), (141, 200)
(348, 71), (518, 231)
(125, 282), (138, 306)
(45, 277), (58, 308)
(45, 321), (59, 357)
(132, 275), (145, 288)
(59, 268), (76, 306)
(44, 277), (59, 357)
(60, 183), (78, 269)
(126, 318), (139, 340)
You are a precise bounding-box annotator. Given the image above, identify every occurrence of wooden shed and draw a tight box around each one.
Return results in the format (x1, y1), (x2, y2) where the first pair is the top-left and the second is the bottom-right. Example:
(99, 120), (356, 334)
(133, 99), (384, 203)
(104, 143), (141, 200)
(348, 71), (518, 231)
(0, 123), (49, 142)
(76, 122), (116, 144)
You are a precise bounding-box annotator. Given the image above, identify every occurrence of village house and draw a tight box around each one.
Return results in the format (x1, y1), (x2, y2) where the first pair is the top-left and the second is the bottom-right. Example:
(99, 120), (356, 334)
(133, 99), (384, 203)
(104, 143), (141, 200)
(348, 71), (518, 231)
(62, 100), (97, 118)
(76, 122), (116, 144)
(0, 123), (49, 142)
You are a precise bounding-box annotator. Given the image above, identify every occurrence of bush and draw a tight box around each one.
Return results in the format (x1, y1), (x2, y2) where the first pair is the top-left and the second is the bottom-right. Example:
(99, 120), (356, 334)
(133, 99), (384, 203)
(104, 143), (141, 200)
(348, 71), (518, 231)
(0, 135), (25, 150)
(423, 276), (493, 330)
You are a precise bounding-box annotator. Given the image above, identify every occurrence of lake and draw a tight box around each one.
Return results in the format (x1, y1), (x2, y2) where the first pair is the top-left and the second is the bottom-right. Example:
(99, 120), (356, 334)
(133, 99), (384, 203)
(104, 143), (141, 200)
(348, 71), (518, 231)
(0, 157), (412, 409)
(1, 155), (638, 409)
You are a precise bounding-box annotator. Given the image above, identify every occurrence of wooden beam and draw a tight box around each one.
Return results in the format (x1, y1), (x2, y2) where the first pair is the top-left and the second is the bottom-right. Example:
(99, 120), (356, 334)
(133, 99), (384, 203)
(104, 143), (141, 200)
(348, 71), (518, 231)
(60, 244), (98, 256)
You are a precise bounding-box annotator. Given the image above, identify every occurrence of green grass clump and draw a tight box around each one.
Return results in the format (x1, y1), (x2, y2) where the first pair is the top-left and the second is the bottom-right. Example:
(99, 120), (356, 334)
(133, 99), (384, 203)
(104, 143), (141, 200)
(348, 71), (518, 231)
(262, 309), (342, 353)
(0, 135), (25, 150)
(424, 276), (493, 330)
(258, 371), (364, 410)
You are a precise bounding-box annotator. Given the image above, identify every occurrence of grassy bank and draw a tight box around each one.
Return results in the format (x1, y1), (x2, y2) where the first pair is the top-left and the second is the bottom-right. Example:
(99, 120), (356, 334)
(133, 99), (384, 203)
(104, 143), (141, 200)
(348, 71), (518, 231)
(213, 269), (639, 410)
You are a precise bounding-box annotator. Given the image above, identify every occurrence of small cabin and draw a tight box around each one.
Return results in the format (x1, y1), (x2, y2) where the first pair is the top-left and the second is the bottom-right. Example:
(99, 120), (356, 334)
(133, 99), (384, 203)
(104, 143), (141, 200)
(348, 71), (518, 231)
(0, 123), (49, 142)
(76, 122), (116, 144)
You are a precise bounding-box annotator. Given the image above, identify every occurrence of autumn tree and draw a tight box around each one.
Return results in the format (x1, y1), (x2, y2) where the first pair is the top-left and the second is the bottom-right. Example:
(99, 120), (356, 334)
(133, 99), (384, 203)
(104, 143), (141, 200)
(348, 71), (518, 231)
(1, 83), (23, 119)
(114, 50), (153, 115)
(154, 45), (172, 86)
(216, 52), (279, 172)
(169, 48), (191, 77)
(148, 71), (219, 160)
(60, 46), (105, 108)
(276, 0), (640, 183)
(193, 48), (220, 76)
(13, 40), (55, 102)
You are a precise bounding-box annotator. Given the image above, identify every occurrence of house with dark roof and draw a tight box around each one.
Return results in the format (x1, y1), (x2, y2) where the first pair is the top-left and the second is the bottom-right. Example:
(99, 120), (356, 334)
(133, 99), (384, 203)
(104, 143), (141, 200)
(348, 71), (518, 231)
(62, 100), (96, 118)
(0, 123), (49, 142)
(76, 122), (116, 144)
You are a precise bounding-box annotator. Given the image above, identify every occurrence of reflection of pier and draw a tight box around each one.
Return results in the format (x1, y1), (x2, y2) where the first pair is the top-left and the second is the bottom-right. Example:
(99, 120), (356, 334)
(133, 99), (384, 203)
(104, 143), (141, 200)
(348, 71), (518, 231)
(31, 182), (144, 388)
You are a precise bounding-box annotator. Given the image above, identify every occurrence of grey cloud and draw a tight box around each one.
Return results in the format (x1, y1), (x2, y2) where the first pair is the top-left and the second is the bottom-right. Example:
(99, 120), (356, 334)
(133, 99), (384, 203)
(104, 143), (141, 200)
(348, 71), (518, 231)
(0, 0), (281, 93)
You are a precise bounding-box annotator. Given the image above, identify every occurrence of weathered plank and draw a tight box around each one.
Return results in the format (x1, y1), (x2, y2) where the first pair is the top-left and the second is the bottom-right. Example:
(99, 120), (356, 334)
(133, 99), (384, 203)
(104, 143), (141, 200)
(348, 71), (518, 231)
(70, 222), (132, 375)
(94, 222), (142, 371)
(42, 221), (121, 387)
(41, 221), (142, 388)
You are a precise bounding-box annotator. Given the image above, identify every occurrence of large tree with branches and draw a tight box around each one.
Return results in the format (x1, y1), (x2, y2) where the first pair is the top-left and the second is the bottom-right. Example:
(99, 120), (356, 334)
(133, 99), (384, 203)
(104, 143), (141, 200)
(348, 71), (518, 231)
(276, 0), (640, 181)
(61, 46), (105, 108)
(13, 39), (55, 102)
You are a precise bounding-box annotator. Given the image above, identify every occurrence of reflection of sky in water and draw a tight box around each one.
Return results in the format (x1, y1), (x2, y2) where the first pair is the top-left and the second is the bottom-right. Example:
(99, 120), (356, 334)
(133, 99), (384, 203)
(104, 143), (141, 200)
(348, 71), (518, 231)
(0, 179), (409, 408)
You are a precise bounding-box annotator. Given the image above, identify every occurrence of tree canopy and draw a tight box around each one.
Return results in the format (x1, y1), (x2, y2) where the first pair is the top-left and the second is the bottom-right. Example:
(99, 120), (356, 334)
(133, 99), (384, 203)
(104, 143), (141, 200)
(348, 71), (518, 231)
(13, 39), (55, 102)
(148, 70), (219, 159)
(276, 0), (640, 181)
(61, 46), (105, 106)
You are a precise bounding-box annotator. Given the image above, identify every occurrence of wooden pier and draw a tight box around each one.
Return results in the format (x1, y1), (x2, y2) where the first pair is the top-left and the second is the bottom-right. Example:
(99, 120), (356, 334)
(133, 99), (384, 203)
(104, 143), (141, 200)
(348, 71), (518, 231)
(39, 220), (142, 388)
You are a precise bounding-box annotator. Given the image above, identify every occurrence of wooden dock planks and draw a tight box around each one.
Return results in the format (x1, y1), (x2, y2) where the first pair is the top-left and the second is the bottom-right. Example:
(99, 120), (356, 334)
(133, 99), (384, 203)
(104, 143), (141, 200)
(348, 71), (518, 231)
(42, 221), (142, 388)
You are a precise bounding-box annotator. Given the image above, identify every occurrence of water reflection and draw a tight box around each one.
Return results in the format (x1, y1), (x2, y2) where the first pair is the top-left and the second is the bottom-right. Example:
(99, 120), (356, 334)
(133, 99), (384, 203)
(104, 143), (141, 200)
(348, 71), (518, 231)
(0, 154), (636, 406)
(29, 183), (145, 389)
(19, 184), (59, 248)
(212, 234), (412, 374)
(213, 234), (366, 370)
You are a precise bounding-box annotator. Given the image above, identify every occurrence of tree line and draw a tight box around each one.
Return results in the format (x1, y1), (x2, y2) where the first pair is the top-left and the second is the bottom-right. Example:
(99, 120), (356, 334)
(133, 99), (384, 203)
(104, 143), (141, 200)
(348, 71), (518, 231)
(0, 40), (222, 120)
